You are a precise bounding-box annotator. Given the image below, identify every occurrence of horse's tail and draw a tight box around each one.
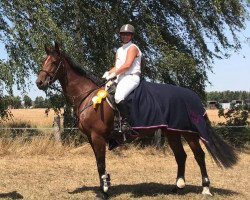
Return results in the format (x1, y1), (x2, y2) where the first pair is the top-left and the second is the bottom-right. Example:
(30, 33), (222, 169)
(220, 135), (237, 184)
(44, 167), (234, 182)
(203, 117), (239, 168)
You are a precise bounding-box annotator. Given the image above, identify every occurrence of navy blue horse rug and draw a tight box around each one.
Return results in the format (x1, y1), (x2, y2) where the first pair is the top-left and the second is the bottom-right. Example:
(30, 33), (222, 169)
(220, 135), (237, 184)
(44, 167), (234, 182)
(125, 81), (209, 142)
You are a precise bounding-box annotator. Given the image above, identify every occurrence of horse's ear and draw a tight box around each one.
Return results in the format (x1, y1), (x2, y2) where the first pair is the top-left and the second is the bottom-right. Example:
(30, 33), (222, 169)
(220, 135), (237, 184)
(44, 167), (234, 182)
(44, 44), (51, 55)
(54, 41), (60, 55)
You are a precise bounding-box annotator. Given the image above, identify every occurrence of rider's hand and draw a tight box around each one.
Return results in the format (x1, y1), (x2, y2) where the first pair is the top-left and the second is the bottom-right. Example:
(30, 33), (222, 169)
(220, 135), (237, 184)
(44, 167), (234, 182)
(102, 71), (109, 79)
(106, 72), (116, 80)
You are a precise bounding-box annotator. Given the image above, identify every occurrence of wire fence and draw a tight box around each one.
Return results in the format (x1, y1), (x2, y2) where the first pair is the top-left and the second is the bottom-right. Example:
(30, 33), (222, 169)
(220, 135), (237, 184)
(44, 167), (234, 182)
(0, 125), (249, 130)
(0, 127), (78, 130)
(0, 124), (249, 148)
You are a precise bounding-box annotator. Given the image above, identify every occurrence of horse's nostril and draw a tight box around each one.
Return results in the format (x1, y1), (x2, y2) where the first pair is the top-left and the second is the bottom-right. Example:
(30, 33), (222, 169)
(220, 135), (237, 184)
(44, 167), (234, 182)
(36, 79), (42, 87)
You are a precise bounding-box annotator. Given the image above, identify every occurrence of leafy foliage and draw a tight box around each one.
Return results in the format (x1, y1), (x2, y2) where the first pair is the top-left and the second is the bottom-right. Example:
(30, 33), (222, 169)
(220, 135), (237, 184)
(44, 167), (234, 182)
(2, 95), (22, 109)
(0, 121), (41, 139)
(23, 95), (32, 108)
(206, 91), (250, 102)
(1, 1), (249, 93)
(0, 96), (12, 121)
(216, 104), (250, 147)
(33, 96), (47, 108)
(218, 105), (249, 127)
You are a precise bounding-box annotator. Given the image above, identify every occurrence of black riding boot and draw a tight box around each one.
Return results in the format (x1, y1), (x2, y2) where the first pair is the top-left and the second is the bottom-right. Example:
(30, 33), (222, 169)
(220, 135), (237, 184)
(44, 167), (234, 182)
(116, 100), (131, 132)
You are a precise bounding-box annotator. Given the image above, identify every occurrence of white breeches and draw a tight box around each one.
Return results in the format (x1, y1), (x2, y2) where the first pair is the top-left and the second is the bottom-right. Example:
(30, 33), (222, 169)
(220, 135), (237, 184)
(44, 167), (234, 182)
(115, 74), (140, 103)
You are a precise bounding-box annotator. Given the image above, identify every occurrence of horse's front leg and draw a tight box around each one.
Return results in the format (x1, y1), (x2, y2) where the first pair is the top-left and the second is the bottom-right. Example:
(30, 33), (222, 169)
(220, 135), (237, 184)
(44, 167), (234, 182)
(89, 131), (110, 200)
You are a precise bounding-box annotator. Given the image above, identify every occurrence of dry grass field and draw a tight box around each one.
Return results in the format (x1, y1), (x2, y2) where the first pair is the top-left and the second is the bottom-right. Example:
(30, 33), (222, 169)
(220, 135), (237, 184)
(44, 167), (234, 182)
(206, 109), (227, 124)
(2, 108), (226, 128)
(0, 137), (249, 200)
(1, 109), (62, 128)
(0, 109), (249, 199)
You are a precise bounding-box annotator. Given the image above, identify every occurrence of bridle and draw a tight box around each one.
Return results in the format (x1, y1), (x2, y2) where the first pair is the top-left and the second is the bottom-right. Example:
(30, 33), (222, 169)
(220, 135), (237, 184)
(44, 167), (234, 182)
(40, 59), (64, 85)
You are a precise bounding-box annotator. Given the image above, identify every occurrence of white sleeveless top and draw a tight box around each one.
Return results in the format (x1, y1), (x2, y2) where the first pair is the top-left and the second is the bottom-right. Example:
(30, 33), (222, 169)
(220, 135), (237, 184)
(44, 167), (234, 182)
(115, 41), (142, 75)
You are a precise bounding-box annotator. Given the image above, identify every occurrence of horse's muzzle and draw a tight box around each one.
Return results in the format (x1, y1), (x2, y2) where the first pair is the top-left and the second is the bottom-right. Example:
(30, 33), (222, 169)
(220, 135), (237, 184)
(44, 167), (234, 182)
(36, 77), (50, 90)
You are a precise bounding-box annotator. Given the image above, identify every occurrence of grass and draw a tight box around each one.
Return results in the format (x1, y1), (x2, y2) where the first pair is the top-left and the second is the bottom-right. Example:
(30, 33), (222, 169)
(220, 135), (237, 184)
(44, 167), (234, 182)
(1, 108), (61, 128)
(0, 135), (249, 200)
(206, 109), (227, 124)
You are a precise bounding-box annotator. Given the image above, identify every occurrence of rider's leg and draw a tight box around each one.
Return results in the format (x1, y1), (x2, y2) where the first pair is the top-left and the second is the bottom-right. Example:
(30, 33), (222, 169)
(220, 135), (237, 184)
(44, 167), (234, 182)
(116, 100), (131, 131)
(115, 74), (140, 103)
(115, 74), (140, 130)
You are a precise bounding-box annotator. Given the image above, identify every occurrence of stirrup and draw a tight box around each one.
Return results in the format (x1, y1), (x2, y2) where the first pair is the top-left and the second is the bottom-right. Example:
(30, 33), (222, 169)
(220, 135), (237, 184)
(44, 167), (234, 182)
(121, 121), (131, 132)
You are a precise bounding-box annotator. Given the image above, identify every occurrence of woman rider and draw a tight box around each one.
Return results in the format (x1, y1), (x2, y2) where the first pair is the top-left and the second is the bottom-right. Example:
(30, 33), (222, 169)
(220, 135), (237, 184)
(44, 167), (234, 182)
(103, 24), (142, 131)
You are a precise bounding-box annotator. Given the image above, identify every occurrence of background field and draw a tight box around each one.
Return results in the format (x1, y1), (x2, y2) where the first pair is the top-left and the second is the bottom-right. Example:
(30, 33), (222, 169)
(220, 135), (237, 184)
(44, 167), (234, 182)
(2, 109), (61, 128)
(2, 108), (226, 128)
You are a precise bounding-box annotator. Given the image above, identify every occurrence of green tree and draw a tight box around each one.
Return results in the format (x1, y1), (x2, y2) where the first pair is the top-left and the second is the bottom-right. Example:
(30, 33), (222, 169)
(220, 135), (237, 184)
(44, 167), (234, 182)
(206, 91), (250, 102)
(0, 60), (14, 119)
(1, 1), (249, 93)
(0, 95), (12, 121)
(33, 96), (46, 108)
(23, 95), (32, 108)
(44, 93), (65, 116)
(7, 96), (22, 109)
(47, 93), (65, 109)
(217, 104), (250, 147)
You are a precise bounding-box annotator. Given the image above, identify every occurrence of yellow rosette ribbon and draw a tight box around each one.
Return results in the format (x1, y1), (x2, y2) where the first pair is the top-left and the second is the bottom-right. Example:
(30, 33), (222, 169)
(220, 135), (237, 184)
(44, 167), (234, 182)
(92, 90), (108, 108)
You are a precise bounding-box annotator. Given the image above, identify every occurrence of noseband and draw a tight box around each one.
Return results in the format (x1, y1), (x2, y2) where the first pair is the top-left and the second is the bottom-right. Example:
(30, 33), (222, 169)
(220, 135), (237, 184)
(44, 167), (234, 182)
(40, 59), (63, 85)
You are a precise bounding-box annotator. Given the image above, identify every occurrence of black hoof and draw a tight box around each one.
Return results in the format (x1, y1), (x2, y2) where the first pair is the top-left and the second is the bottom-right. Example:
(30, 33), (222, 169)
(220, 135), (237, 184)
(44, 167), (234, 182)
(95, 191), (109, 200)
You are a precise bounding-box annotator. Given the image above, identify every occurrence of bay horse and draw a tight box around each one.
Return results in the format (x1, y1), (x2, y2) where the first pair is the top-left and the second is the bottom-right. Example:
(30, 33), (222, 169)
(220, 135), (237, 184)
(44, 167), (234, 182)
(36, 42), (238, 200)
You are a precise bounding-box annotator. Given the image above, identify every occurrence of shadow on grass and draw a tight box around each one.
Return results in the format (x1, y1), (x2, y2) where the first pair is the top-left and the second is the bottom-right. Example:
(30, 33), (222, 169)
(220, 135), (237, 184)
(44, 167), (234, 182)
(69, 182), (239, 198)
(0, 191), (23, 199)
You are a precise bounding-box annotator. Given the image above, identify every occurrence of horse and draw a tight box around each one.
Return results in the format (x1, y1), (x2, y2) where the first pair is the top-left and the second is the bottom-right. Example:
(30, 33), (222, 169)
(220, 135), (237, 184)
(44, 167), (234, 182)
(36, 42), (238, 200)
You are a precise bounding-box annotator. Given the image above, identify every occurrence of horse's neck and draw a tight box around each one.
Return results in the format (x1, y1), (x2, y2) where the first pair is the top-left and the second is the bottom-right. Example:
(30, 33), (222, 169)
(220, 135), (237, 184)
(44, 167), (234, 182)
(58, 64), (97, 106)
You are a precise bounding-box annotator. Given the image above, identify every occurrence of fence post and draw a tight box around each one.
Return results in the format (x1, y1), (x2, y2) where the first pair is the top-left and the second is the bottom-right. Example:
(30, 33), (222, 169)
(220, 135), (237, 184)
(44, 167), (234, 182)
(152, 129), (163, 149)
(53, 115), (61, 142)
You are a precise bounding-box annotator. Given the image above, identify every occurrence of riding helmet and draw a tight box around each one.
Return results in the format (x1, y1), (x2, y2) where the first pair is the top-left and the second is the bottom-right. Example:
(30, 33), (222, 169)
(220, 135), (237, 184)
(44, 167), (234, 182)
(119, 24), (135, 34)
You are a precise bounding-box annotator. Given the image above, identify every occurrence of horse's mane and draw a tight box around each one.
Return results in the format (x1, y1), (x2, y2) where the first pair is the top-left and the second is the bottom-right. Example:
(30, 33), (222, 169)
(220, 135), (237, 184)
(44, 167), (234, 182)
(63, 53), (104, 86)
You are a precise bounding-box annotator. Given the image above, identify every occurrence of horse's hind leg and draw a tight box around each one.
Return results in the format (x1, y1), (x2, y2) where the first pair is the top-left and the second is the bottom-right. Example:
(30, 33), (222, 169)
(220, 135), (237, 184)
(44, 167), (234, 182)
(165, 132), (187, 190)
(183, 133), (212, 196)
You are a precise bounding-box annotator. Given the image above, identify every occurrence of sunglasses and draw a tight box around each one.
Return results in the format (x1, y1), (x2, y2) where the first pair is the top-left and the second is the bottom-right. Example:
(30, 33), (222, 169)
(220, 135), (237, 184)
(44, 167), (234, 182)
(120, 32), (133, 36)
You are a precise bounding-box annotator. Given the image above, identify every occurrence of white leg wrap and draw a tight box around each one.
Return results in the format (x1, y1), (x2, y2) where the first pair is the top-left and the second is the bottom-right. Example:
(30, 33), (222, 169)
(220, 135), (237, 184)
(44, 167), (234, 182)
(202, 186), (213, 196)
(101, 173), (110, 193)
(176, 177), (186, 189)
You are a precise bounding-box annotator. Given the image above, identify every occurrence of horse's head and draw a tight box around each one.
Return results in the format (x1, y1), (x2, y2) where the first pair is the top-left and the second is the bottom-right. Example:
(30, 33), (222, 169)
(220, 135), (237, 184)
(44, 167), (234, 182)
(36, 42), (63, 90)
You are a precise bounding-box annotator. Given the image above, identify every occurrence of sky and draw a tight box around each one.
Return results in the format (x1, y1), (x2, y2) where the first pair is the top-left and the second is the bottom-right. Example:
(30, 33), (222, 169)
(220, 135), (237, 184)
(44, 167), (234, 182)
(206, 19), (250, 92)
(206, 43), (250, 92)
(0, 23), (250, 100)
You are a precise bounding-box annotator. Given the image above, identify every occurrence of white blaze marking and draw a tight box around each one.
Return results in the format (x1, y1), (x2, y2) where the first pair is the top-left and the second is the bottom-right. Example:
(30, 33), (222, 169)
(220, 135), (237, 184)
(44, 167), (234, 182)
(44, 55), (51, 66)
